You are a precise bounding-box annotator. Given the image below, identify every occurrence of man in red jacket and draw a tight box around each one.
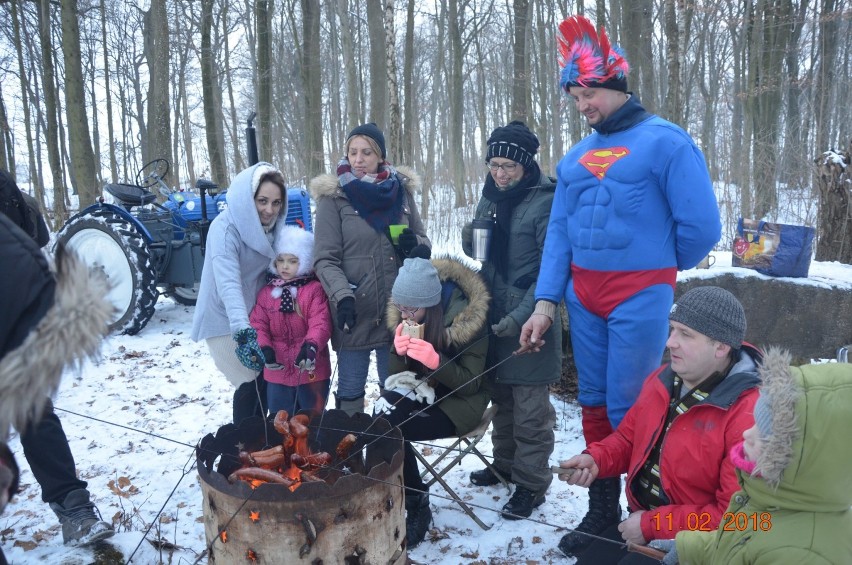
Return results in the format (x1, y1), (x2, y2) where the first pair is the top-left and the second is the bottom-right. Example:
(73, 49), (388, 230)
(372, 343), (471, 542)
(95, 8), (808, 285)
(556, 286), (761, 564)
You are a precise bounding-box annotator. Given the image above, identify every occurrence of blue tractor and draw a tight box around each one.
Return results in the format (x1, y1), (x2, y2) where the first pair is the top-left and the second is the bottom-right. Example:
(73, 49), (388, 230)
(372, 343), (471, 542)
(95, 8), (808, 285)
(56, 158), (312, 335)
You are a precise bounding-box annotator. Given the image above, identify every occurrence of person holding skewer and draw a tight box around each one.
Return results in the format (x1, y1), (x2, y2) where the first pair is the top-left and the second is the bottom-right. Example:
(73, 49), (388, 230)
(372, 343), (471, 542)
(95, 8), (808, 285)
(372, 249), (490, 547)
(249, 225), (332, 416)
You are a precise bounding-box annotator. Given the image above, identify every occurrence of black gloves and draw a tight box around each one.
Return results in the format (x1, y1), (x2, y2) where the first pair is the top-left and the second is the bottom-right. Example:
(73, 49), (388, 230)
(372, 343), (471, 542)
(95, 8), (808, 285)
(336, 297), (356, 333)
(398, 228), (419, 257)
(261, 346), (283, 370)
(295, 342), (318, 372)
(407, 244), (432, 260)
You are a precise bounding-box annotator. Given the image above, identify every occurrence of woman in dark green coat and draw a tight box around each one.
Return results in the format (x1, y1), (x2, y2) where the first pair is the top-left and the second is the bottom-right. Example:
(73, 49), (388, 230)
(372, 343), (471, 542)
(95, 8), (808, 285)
(373, 253), (490, 548)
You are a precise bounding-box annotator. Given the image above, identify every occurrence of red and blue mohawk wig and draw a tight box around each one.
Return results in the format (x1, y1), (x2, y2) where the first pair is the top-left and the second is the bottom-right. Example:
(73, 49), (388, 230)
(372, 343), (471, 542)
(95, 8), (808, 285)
(558, 15), (630, 94)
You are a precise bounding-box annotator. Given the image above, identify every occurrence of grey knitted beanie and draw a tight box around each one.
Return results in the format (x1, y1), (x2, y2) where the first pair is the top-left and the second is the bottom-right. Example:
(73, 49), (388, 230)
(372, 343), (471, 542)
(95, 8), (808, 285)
(392, 258), (442, 308)
(669, 286), (746, 349)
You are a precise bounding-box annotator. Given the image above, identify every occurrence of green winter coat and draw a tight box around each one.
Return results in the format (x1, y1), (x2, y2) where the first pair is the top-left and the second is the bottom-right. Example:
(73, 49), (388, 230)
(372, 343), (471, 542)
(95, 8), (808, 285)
(676, 349), (852, 565)
(387, 257), (490, 435)
(463, 171), (561, 385)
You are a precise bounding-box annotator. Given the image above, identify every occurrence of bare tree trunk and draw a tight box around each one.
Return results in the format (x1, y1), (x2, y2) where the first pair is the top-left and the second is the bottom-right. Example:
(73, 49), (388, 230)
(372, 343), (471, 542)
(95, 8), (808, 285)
(325, 0), (343, 164)
(143, 0), (172, 187)
(256, 0), (272, 161)
(0, 86), (9, 172)
(815, 140), (851, 263)
(61, 0), (99, 206)
(813, 0), (839, 155)
(222, 5), (245, 173)
(447, 0), (465, 208)
(663, 0), (682, 124)
(38, 0), (67, 226)
(99, 0), (117, 183)
(337, 0), (360, 134)
(511, 0), (530, 122)
(11, 0), (41, 199)
(201, 0), (228, 185)
(384, 0), (402, 162)
(400, 0), (416, 167)
(301, 0), (324, 178)
(366, 0), (388, 129)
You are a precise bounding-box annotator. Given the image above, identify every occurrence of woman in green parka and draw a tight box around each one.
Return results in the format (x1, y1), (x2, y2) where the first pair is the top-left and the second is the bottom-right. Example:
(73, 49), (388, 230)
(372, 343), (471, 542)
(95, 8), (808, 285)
(373, 252), (490, 548)
(655, 347), (852, 564)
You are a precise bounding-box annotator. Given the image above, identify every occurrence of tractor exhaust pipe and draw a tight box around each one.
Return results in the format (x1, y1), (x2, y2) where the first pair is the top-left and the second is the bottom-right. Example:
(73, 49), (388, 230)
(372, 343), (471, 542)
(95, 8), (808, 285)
(246, 111), (259, 166)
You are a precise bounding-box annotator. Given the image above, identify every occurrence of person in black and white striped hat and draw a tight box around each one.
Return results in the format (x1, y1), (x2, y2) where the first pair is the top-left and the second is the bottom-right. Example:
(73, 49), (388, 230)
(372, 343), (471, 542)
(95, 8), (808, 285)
(460, 121), (563, 521)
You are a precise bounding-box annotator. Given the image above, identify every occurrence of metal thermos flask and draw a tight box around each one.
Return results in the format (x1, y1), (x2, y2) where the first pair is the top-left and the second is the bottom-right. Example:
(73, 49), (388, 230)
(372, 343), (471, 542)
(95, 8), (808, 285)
(471, 218), (495, 261)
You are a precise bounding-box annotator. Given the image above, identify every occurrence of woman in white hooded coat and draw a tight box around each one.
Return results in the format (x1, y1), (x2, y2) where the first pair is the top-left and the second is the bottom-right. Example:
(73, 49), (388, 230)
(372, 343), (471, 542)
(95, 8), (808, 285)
(191, 162), (289, 424)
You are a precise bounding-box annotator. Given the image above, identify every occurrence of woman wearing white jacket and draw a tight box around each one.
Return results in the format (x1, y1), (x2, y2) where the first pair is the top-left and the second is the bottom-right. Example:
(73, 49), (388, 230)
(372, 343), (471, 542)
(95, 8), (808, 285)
(191, 162), (289, 424)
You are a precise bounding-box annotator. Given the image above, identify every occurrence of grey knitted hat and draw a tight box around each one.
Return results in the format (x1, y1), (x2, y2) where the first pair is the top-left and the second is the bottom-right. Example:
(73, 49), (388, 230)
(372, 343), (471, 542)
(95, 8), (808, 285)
(392, 258), (442, 308)
(752, 393), (773, 439)
(669, 286), (746, 349)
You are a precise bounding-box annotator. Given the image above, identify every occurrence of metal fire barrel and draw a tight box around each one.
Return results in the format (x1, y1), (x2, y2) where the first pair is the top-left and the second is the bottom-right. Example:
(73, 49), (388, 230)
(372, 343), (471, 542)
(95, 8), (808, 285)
(197, 411), (406, 564)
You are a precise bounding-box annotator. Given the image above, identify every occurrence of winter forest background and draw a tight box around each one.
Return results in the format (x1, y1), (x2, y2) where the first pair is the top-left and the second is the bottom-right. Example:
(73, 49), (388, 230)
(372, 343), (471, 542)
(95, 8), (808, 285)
(0, 0), (850, 259)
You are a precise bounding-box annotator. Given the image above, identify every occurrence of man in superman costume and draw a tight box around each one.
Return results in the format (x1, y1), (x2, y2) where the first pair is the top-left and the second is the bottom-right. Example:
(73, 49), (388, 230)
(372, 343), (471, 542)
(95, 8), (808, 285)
(520, 15), (720, 556)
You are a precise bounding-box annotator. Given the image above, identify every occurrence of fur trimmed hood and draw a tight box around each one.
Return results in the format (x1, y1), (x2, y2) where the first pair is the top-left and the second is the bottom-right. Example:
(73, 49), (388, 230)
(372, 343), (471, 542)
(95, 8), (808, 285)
(309, 165), (422, 200)
(270, 225), (314, 276)
(0, 246), (114, 438)
(386, 255), (490, 348)
(745, 347), (852, 511)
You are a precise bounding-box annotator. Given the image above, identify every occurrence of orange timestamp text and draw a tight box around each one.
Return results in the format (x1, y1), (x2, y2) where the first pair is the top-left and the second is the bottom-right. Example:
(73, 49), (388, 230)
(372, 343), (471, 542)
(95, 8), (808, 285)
(652, 511), (772, 532)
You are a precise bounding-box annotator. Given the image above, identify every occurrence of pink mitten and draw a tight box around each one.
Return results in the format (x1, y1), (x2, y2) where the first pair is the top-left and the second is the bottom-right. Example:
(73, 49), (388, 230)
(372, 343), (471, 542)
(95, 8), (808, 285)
(406, 338), (440, 370)
(393, 323), (410, 356)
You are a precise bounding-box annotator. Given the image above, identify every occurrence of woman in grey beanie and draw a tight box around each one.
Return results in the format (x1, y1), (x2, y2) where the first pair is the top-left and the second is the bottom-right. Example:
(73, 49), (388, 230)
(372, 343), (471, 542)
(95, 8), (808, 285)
(373, 254), (490, 548)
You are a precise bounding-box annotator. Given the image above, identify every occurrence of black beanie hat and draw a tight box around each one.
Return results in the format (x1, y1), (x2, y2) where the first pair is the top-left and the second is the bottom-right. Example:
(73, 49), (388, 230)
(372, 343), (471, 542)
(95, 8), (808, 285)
(346, 123), (387, 160)
(486, 121), (540, 169)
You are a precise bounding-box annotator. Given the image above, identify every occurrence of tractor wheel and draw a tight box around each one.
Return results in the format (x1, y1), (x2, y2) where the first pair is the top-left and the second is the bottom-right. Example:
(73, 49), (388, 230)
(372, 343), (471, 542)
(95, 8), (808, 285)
(56, 209), (159, 335)
(169, 283), (199, 306)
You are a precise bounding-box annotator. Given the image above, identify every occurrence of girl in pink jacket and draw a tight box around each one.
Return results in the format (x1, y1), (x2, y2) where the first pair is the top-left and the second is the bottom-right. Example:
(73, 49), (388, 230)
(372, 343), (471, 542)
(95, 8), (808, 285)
(250, 225), (332, 415)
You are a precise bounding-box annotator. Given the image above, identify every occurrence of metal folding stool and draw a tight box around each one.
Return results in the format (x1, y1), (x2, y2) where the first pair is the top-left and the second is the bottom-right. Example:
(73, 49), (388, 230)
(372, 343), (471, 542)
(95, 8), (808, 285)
(413, 404), (510, 530)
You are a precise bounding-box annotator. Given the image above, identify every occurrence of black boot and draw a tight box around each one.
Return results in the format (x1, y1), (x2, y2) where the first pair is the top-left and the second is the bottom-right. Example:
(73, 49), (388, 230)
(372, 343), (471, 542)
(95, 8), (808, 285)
(501, 485), (545, 520)
(469, 466), (509, 486)
(405, 493), (432, 547)
(558, 477), (622, 556)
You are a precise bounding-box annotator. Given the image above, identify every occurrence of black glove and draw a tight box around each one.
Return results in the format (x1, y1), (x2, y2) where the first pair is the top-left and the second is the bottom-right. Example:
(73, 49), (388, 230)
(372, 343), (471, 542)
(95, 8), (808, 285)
(261, 346), (283, 370)
(398, 228), (419, 257)
(295, 342), (318, 372)
(336, 297), (356, 333)
(407, 244), (432, 260)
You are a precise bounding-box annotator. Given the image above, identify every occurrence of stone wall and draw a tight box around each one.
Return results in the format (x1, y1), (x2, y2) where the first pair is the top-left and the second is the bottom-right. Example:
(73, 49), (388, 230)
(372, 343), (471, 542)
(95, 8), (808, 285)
(676, 274), (852, 361)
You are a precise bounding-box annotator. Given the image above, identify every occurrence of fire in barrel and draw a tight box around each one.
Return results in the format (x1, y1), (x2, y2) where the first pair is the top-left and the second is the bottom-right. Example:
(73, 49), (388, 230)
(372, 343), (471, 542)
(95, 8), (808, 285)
(196, 409), (406, 564)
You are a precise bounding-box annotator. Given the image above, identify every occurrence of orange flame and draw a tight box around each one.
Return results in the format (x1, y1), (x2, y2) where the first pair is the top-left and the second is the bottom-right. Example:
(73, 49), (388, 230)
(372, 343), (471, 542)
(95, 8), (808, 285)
(249, 510), (260, 522)
(246, 549), (258, 562)
(219, 530), (228, 543)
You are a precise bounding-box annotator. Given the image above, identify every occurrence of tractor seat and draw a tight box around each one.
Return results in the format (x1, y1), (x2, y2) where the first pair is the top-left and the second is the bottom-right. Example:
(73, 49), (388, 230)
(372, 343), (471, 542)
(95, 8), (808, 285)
(105, 183), (157, 208)
(196, 178), (220, 195)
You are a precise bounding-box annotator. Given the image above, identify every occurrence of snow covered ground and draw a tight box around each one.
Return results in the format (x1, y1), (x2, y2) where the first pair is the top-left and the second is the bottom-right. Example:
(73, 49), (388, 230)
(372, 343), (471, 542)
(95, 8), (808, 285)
(2, 251), (850, 564)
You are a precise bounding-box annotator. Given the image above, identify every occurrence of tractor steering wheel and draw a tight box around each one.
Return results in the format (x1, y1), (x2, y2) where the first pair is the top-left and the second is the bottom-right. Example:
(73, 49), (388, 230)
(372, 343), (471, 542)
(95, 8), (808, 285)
(136, 158), (170, 188)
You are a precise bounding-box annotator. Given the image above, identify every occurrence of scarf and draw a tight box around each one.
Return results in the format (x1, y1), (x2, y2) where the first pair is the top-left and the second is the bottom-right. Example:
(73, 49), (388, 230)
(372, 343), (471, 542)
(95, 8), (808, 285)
(337, 158), (404, 232)
(268, 274), (316, 313)
(481, 161), (542, 279)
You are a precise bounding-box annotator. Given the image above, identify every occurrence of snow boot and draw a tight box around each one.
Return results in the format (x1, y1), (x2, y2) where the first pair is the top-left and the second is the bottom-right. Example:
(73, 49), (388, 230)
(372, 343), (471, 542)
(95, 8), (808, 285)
(469, 466), (509, 486)
(405, 492), (432, 547)
(49, 488), (114, 546)
(335, 393), (365, 416)
(558, 477), (622, 556)
(500, 485), (545, 520)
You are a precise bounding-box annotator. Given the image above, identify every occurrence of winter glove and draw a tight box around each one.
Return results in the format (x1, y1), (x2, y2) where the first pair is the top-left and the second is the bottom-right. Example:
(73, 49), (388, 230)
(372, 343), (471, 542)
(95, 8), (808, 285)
(233, 327), (264, 371)
(491, 315), (521, 337)
(336, 297), (356, 333)
(648, 539), (679, 565)
(373, 396), (397, 416)
(384, 371), (436, 405)
(462, 222), (477, 258)
(393, 323), (411, 356)
(261, 346), (284, 371)
(295, 342), (318, 372)
(398, 228), (419, 257)
(406, 338), (440, 370)
(407, 244), (432, 260)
